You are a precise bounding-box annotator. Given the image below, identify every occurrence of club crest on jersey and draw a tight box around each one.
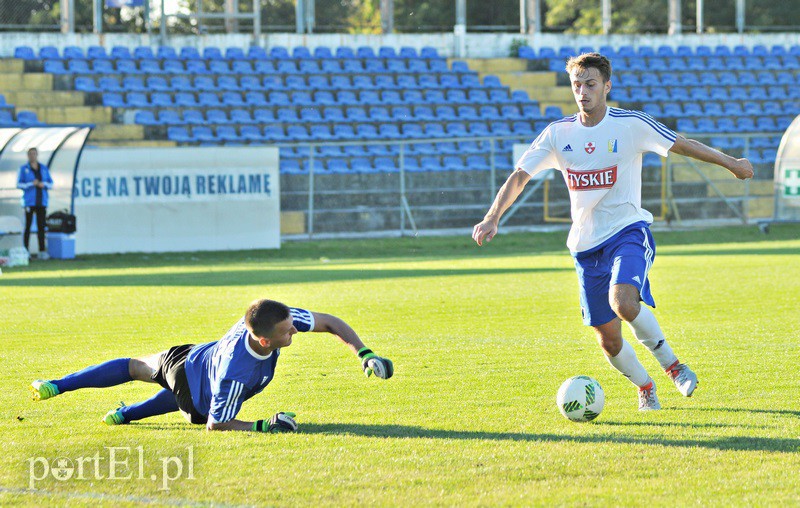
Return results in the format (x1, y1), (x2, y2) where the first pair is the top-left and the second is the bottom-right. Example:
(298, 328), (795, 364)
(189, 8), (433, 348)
(584, 142), (596, 154)
(566, 165), (618, 191)
(608, 139), (618, 153)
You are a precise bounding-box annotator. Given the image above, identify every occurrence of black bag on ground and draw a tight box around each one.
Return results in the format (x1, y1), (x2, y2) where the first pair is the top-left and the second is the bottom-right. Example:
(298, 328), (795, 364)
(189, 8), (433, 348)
(46, 210), (77, 233)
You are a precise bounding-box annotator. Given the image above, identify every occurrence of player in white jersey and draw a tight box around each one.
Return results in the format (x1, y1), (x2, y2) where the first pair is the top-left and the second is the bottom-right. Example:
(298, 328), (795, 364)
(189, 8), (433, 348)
(472, 53), (754, 411)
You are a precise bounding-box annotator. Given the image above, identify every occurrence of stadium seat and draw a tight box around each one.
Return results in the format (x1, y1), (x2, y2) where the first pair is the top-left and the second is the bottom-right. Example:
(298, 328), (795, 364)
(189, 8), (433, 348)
(15, 110), (40, 126)
(202, 47), (223, 60)
(75, 77), (98, 92)
(123, 92), (148, 107)
(14, 46), (37, 60)
(134, 110), (158, 126)
(110, 46), (133, 60)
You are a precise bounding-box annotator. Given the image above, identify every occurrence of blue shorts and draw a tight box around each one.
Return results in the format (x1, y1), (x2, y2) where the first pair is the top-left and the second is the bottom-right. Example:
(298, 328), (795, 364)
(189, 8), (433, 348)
(572, 221), (656, 327)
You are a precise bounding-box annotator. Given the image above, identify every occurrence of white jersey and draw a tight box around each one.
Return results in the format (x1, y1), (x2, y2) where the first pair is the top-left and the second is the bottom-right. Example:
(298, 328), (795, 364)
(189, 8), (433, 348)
(516, 106), (676, 253)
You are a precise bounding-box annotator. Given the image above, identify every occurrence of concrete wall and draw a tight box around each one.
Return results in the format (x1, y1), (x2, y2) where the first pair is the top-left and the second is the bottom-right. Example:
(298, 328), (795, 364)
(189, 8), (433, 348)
(1, 31), (799, 59)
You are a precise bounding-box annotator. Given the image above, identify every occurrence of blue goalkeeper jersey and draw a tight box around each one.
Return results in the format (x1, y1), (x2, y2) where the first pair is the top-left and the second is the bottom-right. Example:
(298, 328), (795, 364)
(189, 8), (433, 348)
(184, 308), (315, 423)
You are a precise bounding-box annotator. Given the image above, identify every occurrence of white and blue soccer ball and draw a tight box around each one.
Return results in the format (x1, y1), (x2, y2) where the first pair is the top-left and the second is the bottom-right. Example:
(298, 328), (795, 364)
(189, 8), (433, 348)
(556, 376), (605, 422)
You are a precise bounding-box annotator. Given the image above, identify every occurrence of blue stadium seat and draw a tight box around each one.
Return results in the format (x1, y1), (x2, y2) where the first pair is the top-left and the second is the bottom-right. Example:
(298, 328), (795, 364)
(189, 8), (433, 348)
(14, 46), (37, 60)
(380, 75), (402, 89)
(379, 47), (398, 59)
(110, 46), (132, 60)
(159, 110), (183, 125)
(365, 60), (387, 73)
(263, 125), (287, 142)
(181, 110), (204, 125)
(413, 106), (436, 121)
(518, 46), (536, 59)
(375, 157), (398, 173)
(229, 109), (254, 124)
(74, 77), (98, 92)
(245, 46), (267, 60)
(399, 47), (418, 59)
(356, 123), (379, 139)
(201, 47), (222, 60)
(451, 61), (471, 74)
(420, 47), (439, 59)
(402, 123), (424, 138)
(253, 108), (275, 123)
(337, 91), (360, 106)
(423, 123), (445, 137)
(291, 47), (311, 59)
(455, 106), (478, 120)
(89, 59), (113, 74)
(217, 125), (245, 143)
(277, 61), (299, 74)
(222, 47), (245, 60)
(683, 103), (703, 117)
(392, 106), (413, 121)
(240, 125), (265, 143)
(445, 122), (468, 137)
(321, 60), (342, 73)
(333, 123), (356, 140)
(151, 93), (173, 107)
(313, 47), (333, 59)
(336, 47), (356, 59)
(222, 92), (245, 107)
(425, 90), (446, 104)
(299, 60), (321, 73)
(97, 77), (123, 92)
(134, 110), (158, 125)
(254, 61), (276, 74)
(218, 76), (240, 91)
(357, 46), (376, 59)
(124, 92), (148, 107)
(39, 46), (60, 60)
(167, 126), (193, 143)
(65, 60), (90, 74)
(269, 46), (290, 60)
(102, 93), (125, 107)
(207, 109), (231, 125)
(346, 107), (368, 122)
(193, 126), (216, 143)
(429, 60), (448, 72)
(209, 61), (232, 74)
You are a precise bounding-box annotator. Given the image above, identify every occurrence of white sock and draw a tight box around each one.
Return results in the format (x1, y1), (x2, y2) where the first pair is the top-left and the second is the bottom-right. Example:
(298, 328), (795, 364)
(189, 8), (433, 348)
(606, 339), (651, 388)
(627, 304), (679, 370)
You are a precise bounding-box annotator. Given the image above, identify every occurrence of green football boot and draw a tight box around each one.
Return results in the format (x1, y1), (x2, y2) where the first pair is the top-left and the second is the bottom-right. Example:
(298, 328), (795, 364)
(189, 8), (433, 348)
(30, 380), (60, 401)
(102, 403), (127, 425)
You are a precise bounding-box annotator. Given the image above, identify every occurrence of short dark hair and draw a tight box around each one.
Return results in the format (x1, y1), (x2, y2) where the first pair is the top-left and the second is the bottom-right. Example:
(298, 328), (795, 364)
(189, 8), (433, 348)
(245, 299), (291, 337)
(566, 53), (612, 82)
(28, 147), (38, 153)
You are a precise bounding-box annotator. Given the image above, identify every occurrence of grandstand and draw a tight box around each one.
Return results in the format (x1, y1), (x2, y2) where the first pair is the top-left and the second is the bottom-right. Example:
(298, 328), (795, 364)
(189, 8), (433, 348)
(1, 39), (794, 233)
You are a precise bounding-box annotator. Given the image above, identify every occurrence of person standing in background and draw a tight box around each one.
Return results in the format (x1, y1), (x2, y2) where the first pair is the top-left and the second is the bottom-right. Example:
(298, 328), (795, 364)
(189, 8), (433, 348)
(17, 147), (53, 260)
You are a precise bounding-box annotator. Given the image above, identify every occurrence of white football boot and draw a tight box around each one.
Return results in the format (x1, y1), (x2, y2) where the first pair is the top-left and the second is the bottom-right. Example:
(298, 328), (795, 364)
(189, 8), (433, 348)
(638, 380), (661, 411)
(666, 361), (698, 397)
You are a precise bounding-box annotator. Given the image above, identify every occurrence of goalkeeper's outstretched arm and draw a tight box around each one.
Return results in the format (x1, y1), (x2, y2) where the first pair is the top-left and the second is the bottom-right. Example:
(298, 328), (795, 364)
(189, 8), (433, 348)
(310, 312), (394, 379)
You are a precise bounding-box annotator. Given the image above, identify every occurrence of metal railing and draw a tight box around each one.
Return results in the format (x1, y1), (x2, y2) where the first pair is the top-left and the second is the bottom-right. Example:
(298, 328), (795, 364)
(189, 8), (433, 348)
(278, 131), (781, 239)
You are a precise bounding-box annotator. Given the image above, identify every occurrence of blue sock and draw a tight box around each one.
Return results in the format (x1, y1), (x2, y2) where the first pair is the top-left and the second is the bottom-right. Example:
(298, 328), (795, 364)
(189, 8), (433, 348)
(119, 389), (178, 423)
(52, 358), (133, 393)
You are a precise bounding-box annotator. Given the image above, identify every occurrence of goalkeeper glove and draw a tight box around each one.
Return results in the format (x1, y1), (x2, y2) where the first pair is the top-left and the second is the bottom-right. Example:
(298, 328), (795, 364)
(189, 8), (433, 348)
(358, 347), (394, 379)
(253, 412), (298, 433)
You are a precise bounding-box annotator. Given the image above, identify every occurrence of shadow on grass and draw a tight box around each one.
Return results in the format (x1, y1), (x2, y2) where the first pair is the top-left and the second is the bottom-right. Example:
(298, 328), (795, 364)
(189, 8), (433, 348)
(0, 266), (570, 287)
(298, 423), (800, 453)
(594, 420), (771, 430)
(665, 407), (800, 418)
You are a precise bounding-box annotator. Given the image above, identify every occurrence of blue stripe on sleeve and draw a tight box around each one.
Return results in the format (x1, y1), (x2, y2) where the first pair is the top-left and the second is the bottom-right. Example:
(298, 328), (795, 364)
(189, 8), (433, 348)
(609, 108), (677, 142)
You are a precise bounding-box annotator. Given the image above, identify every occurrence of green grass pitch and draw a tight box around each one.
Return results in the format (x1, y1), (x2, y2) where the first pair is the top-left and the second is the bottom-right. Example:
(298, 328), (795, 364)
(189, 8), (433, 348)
(2, 224), (799, 506)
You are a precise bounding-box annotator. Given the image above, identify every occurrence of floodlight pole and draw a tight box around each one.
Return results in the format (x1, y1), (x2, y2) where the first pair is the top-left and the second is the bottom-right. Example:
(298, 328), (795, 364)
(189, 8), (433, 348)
(61, 0), (75, 33)
(160, 0), (167, 46)
(696, 0), (703, 33)
(296, 0), (305, 33)
(668, 0), (682, 35)
(306, 0), (315, 34)
(93, 0), (103, 34)
(225, 0), (239, 33)
(381, 0), (394, 33)
(736, 0), (745, 33)
(455, 0), (467, 57)
(523, 0), (541, 34)
(602, 0), (611, 34)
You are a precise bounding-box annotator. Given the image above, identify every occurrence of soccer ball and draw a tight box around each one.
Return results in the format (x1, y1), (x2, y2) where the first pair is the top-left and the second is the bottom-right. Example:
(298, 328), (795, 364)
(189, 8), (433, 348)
(556, 376), (605, 422)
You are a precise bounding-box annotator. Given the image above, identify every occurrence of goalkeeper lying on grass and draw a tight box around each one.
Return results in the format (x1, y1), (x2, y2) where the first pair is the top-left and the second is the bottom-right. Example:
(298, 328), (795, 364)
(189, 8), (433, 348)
(31, 299), (393, 433)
